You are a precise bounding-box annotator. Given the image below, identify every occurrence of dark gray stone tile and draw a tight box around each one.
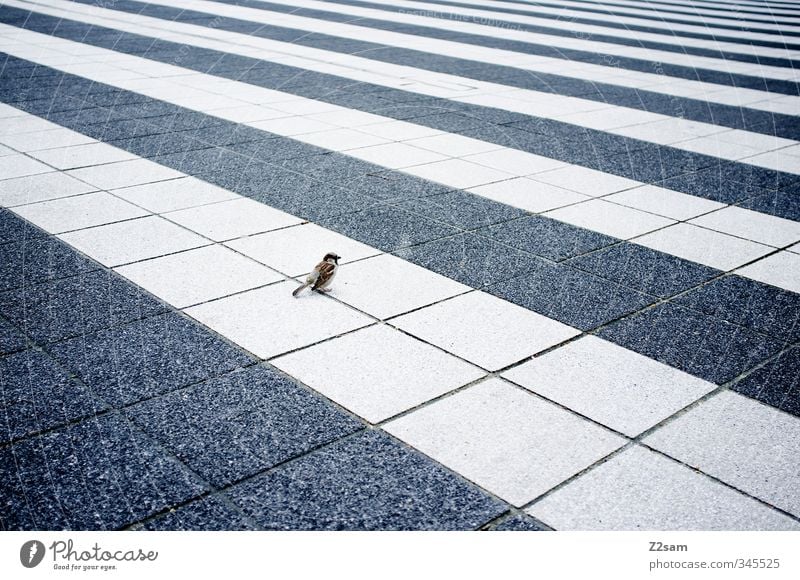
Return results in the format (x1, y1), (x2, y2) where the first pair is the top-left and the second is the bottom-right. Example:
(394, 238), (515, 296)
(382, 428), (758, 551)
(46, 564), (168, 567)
(568, 243), (721, 298)
(0, 270), (168, 345)
(0, 349), (107, 444)
(226, 137), (320, 163)
(0, 238), (100, 291)
(674, 275), (800, 343)
(481, 215), (617, 262)
(739, 191), (800, 222)
(141, 496), (255, 531)
(225, 430), (505, 530)
(0, 413), (208, 530)
(489, 261), (656, 330)
(598, 302), (784, 384)
(47, 313), (254, 407)
(395, 190), (525, 230)
(733, 348), (799, 418)
(491, 513), (547, 531)
(345, 170), (452, 201)
(318, 205), (458, 251)
(0, 317), (26, 356)
(0, 210), (44, 245)
(126, 365), (363, 487)
(395, 232), (542, 287)
(279, 152), (384, 184)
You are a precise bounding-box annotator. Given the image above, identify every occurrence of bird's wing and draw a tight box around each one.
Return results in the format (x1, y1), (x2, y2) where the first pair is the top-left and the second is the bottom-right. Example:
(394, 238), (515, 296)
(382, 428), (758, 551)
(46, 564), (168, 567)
(312, 261), (336, 289)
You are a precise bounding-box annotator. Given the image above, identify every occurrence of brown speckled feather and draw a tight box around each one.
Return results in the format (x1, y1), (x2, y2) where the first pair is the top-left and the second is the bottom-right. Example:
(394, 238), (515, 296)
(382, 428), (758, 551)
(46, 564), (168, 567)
(311, 260), (337, 290)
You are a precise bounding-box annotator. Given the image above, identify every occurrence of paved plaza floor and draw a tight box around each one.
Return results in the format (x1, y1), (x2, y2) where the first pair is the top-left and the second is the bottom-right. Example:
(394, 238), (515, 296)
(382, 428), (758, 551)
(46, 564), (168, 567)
(1, 0), (799, 531)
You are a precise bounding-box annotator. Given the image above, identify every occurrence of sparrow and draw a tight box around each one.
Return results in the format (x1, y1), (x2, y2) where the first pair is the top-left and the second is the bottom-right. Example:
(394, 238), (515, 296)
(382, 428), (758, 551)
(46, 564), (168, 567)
(292, 252), (341, 297)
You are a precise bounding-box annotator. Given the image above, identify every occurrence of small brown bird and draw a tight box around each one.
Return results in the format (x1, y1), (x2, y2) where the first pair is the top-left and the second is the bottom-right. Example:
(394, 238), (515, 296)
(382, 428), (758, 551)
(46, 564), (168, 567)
(292, 252), (341, 297)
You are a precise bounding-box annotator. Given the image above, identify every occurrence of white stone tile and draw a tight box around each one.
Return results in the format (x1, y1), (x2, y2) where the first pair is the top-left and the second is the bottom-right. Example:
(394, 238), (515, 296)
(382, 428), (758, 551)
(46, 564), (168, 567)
(210, 104), (290, 123)
(67, 159), (184, 190)
(0, 115), (59, 136)
(225, 222), (380, 277)
(0, 154), (52, 181)
(605, 185), (725, 221)
(346, 142), (449, 169)
(463, 149), (566, 176)
(404, 159), (514, 189)
(714, 130), (797, 152)
(689, 207), (800, 248)
(504, 336), (716, 437)
(405, 134), (502, 157)
(115, 245), (283, 308)
(0, 103), (26, 119)
(557, 107), (657, 130)
(527, 446), (799, 531)
(545, 199), (675, 239)
(788, 242), (800, 255)
(165, 198), (302, 242)
(611, 118), (727, 145)
(298, 128), (390, 151)
(635, 223), (773, 271)
(59, 216), (209, 267)
(28, 142), (137, 170)
(531, 166), (641, 196)
(0, 171), (98, 207)
(384, 378), (625, 506)
(742, 151), (800, 174)
(393, 291), (579, 371)
(676, 136), (766, 160)
(185, 282), (373, 359)
(645, 391), (800, 518)
(111, 177), (239, 213)
(0, 144), (14, 157)
(0, 128), (96, 152)
(356, 120), (444, 141)
(249, 116), (338, 136)
(13, 191), (149, 234)
(306, 109), (388, 128)
(273, 325), (485, 422)
(737, 251), (800, 293)
(468, 178), (589, 213)
(333, 254), (469, 319)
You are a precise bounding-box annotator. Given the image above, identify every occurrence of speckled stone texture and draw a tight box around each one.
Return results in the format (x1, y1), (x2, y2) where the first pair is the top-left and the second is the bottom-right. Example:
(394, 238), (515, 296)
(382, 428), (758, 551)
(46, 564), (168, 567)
(0, 413), (208, 530)
(733, 348), (800, 418)
(395, 190), (526, 230)
(141, 496), (255, 531)
(125, 365), (363, 486)
(225, 430), (505, 530)
(0, 237), (100, 291)
(490, 513), (548, 531)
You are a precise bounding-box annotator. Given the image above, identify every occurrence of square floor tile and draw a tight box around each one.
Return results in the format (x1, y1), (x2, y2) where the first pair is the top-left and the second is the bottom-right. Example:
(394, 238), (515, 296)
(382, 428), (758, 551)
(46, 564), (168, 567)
(740, 191), (800, 222)
(545, 199), (675, 240)
(0, 128), (95, 152)
(0, 115), (58, 136)
(395, 232), (542, 288)
(392, 290), (580, 371)
(0, 209), (43, 244)
(405, 134), (501, 157)
(116, 245), (283, 308)
(0, 413), (208, 530)
(141, 496), (254, 531)
(481, 214), (618, 261)
(250, 116), (337, 136)
(127, 365), (362, 487)
(606, 185), (725, 221)
(531, 166), (640, 196)
(356, 120), (444, 141)
(469, 178), (589, 213)
(0, 154), (52, 180)
(67, 159), (184, 190)
(733, 348), (799, 418)
(567, 242), (720, 298)
(185, 282), (373, 359)
(0, 317), (26, 356)
(226, 222), (380, 277)
(14, 191), (149, 234)
(674, 275), (800, 342)
(689, 206), (800, 248)
(635, 223), (774, 271)
(59, 216), (209, 267)
(299, 128), (390, 151)
(0, 171), (98, 207)
(528, 446), (799, 530)
(395, 189), (526, 230)
(463, 149), (566, 176)
(405, 158), (515, 189)
(385, 378), (625, 506)
(346, 142), (449, 169)
(0, 237), (100, 291)
(504, 336), (716, 436)
(489, 261), (656, 331)
(490, 514), (547, 531)
(28, 142), (137, 170)
(645, 391), (800, 518)
(225, 430), (505, 530)
(274, 325), (485, 422)
(165, 198), (302, 242)
(111, 176), (238, 213)
(333, 254), (470, 319)
(48, 312), (253, 407)
(736, 251), (800, 294)
(0, 349), (108, 444)
(599, 302), (783, 384)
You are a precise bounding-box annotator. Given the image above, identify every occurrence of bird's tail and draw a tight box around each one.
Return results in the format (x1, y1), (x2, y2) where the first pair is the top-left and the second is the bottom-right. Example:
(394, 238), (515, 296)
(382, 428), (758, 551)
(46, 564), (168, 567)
(292, 282), (310, 297)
